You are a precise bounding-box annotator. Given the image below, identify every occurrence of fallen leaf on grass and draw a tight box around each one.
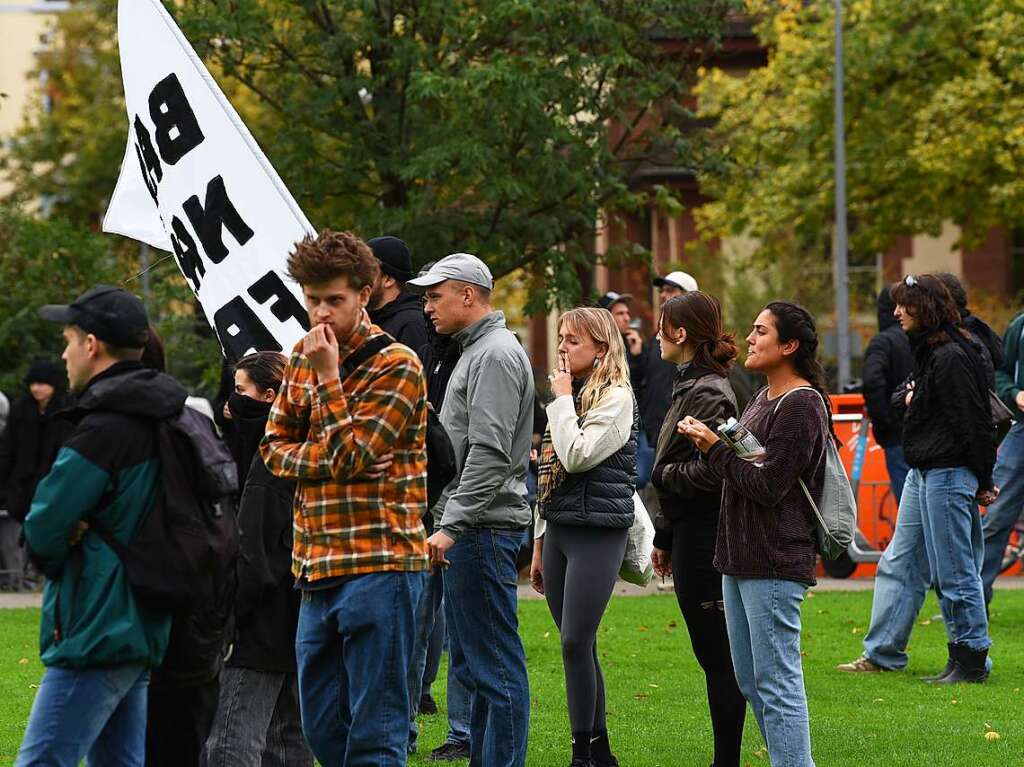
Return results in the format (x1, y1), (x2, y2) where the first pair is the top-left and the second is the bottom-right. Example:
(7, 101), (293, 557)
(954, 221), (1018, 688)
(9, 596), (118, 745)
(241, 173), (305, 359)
(950, 699), (958, 705)
(634, 693), (649, 701)
(543, 632), (550, 639)
(919, 619), (932, 626)
(18, 658), (29, 665)
(985, 731), (1000, 741)
(806, 592), (816, 599)
(851, 627), (863, 635)
(648, 683), (659, 688)
(872, 698), (884, 703)
(667, 620), (677, 628)
(637, 625), (648, 632)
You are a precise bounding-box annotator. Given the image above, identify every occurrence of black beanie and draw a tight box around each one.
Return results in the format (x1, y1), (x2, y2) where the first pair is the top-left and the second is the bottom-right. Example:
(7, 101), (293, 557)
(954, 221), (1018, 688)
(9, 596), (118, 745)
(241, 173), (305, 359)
(367, 236), (414, 283)
(25, 358), (63, 389)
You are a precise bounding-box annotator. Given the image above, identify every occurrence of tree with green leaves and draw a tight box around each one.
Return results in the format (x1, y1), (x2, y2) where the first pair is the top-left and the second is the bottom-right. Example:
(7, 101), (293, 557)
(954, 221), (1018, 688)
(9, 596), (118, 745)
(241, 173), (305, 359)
(3, 0), (737, 314)
(695, 0), (1024, 269)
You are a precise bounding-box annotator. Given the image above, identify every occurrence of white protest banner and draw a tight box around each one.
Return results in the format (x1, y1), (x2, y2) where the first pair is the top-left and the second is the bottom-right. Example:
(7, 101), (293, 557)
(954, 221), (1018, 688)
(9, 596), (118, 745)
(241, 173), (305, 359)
(103, 0), (315, 359)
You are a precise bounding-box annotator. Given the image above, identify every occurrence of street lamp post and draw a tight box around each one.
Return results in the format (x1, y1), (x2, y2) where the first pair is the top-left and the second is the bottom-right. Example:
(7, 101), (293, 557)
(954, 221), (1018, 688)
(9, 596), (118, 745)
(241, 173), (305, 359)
(833, 0), (851, 391)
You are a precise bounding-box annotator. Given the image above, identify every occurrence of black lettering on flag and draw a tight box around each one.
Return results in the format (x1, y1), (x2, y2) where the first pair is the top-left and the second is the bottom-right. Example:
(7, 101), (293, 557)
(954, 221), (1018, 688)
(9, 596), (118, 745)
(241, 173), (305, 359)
(149, 73), (205, 165)
(248, 271), (311, 331)
(170, 215), (205, 293)
(183, 175), (254, 265)
(214, 296), (282, 360)
(133, 115), (162, 203)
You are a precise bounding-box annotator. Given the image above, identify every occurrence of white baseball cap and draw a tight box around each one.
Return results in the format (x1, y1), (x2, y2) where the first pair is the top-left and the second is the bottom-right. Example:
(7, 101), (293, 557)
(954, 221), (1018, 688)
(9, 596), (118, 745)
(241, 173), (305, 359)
(653, 270), (699, 293)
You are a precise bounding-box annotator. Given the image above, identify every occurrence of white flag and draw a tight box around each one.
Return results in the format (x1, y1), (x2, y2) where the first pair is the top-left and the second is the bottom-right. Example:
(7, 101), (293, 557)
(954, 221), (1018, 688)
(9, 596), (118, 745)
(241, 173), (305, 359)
(103, 0), (315, 358)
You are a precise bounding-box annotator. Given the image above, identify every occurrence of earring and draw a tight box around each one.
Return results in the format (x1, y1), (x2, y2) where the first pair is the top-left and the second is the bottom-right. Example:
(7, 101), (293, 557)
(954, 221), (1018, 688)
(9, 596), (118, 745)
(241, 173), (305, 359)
(592, 357), (601, 369)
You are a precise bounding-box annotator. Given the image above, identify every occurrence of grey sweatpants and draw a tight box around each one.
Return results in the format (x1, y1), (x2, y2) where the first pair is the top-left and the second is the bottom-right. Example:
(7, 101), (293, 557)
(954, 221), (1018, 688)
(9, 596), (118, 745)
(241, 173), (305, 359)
(542, 521), (628, 733)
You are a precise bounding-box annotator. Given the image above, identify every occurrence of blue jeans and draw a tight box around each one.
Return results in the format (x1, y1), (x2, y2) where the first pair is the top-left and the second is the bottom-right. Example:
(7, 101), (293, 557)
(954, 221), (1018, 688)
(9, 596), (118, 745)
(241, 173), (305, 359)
(862, 466), (932, 670)
(443, 645), (473, 747)
(295, 571), (426, 767)
(915, 468), (991, 652)
(883, 444), (910, 504)
(981, 421), (1024, 603)
(723, 576), (814, 767)
(443, 529), (530, 767)
(408, 567), (444, 753)
(16, 664), (149, 767)
(206, 668), (312, 767)
(636, 432), (655, 489)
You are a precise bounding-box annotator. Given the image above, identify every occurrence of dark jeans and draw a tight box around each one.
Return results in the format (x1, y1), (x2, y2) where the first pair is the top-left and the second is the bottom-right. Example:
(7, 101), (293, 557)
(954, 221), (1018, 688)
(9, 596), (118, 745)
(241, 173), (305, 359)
(295, 571), (425, 767)
(669, 518), (746, 767)
(408, 566), (445, 752)
(205, 668), (312, 767)
(883, 444), (910, 505)
(145, 677), (220, 767)
(444, 529), (530, 767)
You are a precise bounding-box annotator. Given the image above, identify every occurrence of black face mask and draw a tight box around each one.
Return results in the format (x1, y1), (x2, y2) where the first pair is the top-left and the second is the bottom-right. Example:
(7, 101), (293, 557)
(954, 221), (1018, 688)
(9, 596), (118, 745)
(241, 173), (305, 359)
(227, 392), (273, 477)
(227, 391), (272, 422)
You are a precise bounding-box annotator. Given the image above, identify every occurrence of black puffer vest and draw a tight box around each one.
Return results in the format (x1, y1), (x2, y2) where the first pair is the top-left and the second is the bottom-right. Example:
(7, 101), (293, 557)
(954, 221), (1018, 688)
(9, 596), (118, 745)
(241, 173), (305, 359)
(542, 394), (639, 529)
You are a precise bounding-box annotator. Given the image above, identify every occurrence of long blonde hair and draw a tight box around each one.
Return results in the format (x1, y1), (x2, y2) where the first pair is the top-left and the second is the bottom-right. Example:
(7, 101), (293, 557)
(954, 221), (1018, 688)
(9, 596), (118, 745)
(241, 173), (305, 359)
(558, 307), (632, 416)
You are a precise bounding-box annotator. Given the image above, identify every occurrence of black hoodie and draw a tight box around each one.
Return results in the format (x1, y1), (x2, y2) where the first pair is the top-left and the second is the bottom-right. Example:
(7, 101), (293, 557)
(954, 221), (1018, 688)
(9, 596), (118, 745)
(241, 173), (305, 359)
(862, 287), (914, 447)
(368, 291), (430, 358)
(226, 394), (300, 673)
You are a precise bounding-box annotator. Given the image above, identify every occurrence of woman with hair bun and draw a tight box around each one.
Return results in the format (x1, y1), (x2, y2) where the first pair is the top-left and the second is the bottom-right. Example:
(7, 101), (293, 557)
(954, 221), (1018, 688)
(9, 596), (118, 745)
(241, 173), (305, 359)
(530, 307), (638, 767)
(680, 301), (833, 767)
(649, 291), (746, 767)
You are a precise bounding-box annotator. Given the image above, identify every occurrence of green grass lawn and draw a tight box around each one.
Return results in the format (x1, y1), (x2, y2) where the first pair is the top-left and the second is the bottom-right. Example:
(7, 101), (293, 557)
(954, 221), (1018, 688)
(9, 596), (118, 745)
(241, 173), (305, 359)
(1, 591), (1022, 766)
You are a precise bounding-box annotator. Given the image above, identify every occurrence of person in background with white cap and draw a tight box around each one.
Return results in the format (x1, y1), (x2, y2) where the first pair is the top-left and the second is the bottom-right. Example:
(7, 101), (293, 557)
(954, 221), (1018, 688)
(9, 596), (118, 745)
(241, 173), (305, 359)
(409, 254), (533, 767)
(367, 236), (430, 358)
(633, 271), (699, 487)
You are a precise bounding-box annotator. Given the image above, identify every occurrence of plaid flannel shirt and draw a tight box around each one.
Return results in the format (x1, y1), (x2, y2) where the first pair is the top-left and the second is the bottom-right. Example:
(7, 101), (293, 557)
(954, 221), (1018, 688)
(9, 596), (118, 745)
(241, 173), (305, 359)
(260, 312), (429, 581)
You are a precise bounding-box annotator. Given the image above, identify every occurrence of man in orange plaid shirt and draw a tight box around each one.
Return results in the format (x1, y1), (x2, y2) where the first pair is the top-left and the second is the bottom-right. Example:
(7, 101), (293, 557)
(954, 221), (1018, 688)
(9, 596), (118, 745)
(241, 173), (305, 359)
(261, 230), (428, 767)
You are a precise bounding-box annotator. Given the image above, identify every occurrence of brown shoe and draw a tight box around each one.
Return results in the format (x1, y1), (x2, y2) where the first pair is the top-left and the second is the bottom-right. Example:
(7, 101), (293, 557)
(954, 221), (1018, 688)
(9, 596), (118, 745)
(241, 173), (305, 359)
(837, 655), (888, 672)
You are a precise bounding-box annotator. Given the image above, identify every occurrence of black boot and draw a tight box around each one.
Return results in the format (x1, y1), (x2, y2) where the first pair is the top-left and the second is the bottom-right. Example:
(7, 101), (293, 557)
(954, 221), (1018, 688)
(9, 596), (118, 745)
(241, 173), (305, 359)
(933, 645), (989, 684)
(922, 643), (956, 682)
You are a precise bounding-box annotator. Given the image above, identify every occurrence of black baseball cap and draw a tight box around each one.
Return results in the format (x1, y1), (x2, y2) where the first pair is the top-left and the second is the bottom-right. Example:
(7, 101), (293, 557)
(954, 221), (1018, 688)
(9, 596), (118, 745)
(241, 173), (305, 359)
(39, 285), (150, 348)
(367, 236), (414, 282)
(597, 291), (632, 310)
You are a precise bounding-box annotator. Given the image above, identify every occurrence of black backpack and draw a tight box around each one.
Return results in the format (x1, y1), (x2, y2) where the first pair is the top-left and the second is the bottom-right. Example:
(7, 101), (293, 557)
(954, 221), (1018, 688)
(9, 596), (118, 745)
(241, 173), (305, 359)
(342, 335), (457, 509)
(96, 405), (240, 618)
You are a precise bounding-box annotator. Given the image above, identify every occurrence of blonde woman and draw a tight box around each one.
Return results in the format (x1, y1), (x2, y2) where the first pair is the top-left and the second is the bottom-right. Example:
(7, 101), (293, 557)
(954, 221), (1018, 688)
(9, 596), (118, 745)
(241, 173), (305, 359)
(530, 307), (638, 767)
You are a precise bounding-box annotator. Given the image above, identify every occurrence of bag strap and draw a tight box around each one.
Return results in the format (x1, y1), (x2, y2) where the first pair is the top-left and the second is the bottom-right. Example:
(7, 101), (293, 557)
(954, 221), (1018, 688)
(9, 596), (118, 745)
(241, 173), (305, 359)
(339, 335), (393, 381)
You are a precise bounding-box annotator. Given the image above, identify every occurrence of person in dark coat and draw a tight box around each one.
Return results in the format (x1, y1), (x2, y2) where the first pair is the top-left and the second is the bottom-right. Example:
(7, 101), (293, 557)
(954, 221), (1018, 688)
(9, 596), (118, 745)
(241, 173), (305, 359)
(206, 351), (312, 767)
(937, 272), (1005, 370)
(650, 292), (746, 767)
(861, 286), (914, 502)
(0, 358), (73, 591)
(367, 236), (430, 357)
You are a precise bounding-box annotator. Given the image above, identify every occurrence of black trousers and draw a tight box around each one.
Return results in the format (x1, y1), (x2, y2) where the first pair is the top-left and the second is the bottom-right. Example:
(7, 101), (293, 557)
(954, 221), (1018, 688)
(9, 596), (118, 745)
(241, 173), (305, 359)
(145, 677), (220, 767)
(669, 515), (747, 767)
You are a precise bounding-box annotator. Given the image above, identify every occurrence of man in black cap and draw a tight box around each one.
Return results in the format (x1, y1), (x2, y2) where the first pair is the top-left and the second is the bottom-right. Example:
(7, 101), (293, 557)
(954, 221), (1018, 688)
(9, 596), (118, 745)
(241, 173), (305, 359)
(367, 236), (430, 357)
(16, 285), (188, 767)
(0, 358), (73, 591)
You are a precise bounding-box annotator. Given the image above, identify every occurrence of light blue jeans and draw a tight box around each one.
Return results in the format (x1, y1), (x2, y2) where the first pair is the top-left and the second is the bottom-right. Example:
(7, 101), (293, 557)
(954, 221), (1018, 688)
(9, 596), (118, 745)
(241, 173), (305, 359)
(862, 465), (932, 670)
(722, 575), (814, 767)
(16, 664), (150, 767)
(981, 421), (1024, 603)
(914, 468), (991, 652)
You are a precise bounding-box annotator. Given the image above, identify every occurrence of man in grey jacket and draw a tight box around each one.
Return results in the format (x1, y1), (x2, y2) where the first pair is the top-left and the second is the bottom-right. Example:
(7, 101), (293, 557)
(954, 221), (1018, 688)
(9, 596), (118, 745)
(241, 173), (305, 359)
(409, 254), (533, 767)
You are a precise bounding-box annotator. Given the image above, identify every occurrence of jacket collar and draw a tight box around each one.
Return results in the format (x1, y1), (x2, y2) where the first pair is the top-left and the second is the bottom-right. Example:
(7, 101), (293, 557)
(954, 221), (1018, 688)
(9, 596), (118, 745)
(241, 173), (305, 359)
(454, 311), (506, 349)
(337, 310), (373, 363)
(672, 363), (720, 396)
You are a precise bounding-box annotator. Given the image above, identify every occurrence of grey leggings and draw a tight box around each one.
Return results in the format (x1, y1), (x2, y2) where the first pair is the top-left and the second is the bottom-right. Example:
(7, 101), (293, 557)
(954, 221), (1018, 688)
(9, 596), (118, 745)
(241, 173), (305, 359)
(542, 521), (628, 732)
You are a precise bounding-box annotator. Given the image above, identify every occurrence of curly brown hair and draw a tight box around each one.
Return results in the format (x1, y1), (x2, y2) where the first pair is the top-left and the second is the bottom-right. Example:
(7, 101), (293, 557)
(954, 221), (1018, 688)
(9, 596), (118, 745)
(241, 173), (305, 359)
(286, 230), (380, 289)
(890, 274), (960, 334)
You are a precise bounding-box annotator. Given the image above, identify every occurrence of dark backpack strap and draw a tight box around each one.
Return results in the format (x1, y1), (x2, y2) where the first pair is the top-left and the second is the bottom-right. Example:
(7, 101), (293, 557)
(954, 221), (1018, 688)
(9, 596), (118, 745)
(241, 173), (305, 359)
(339, 335), (393, 381)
